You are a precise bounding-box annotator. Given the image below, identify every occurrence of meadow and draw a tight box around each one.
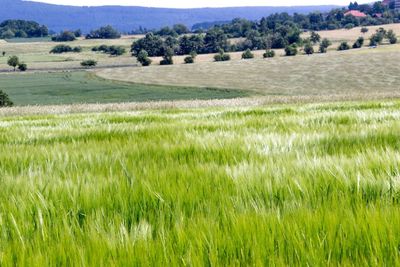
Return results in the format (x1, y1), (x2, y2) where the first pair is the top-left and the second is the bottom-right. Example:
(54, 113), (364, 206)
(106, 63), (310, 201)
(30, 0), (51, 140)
(0, 72), (247, 105)
(1, 99), (400, 265)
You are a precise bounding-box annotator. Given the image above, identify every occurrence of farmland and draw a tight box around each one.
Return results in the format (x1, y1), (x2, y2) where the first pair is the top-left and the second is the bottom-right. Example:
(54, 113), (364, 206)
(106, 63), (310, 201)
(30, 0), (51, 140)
(1, 100), (400, 265)
(0, 72), (247, 106)
(1, 20), (400, 266)
(97, 44), (400, 96)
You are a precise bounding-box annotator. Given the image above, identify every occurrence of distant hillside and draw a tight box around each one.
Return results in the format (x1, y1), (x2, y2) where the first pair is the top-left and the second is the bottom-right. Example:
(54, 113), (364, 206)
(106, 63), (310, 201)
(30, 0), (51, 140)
(0, 0), (339, 32)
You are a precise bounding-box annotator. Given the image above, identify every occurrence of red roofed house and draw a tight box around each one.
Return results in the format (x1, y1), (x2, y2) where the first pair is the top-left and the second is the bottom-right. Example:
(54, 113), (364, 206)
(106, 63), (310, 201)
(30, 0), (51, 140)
(344, 10), (368, 18)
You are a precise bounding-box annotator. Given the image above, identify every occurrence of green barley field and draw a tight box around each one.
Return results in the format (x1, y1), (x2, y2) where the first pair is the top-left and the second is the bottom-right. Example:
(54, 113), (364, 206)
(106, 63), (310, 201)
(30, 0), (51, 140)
(1, 99), (400, 265)
(0, 72), (248, 105)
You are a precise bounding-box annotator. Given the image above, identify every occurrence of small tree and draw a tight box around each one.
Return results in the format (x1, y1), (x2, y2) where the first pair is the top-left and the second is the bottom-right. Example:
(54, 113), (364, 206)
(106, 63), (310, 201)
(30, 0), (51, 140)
(361, 27), (369, 34)
(18, 63), (27, 71)
(7, 55), (19, 71)
(241, 49), (254, 59)
(352, 37), (364, 49)
(160, 47), (174, 65)
(137, 50), (152, 66)
(319, 38), (332, 53)
(310, 31), (321, 44)
(284, 44), (298, 56)
(304, 42), (314, 55)
(80, 60), (97, 67)
(337, 42), (350, 51)
(2, 51), (5, 57)
(263, 49), (275, 58)
(0, 90), (13, 107)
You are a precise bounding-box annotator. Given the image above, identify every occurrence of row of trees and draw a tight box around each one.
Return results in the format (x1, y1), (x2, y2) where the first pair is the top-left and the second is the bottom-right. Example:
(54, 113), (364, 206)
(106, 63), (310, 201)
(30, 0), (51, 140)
(51, 26), (121, 42)
(134, 26), (397, 66)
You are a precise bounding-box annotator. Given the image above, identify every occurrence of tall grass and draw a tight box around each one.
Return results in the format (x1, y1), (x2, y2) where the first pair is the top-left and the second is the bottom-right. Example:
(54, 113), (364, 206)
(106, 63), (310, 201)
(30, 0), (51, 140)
(1, 100), (400, 265)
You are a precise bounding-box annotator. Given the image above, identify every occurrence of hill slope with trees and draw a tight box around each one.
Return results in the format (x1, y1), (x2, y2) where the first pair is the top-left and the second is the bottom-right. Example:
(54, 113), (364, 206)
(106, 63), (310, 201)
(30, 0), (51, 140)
(0, 0), (338, 32)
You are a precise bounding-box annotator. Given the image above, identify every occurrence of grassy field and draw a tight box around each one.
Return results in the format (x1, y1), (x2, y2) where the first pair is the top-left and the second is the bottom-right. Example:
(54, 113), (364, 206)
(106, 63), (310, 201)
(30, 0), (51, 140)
(0, 72), (248, 105)
(1, 99), (400, 265)
(97, 43), (400, 96)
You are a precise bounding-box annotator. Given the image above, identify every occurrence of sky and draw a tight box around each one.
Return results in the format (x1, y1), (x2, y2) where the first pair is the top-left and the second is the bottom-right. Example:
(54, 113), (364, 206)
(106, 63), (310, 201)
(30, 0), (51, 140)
(27, 0), (371, 8)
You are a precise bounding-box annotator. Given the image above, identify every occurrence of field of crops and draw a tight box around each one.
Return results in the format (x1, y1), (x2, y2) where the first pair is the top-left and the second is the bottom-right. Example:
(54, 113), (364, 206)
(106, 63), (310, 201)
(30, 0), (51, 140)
(1, 99), (400, 265)
(0, 72), (247, 105)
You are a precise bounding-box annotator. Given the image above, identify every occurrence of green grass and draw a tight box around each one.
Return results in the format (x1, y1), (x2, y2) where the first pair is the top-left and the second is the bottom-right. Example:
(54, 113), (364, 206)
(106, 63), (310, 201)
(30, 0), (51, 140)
(1, 100), (400, 265)
(0, 72), (248, 105)
(4, 37), (53, 43)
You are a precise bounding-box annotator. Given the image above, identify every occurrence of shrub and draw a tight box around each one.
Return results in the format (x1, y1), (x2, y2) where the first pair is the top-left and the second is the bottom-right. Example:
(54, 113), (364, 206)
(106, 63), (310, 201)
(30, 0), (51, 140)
(92, 45), (125, 56)
(80, 60), (97, 67)
(304, 43), (314, 55)
(137, 50), (152, 66)
(0, 90), (13, 107)
(319, 38), (332, 53)
(52, 31), (76, 42)
(361, 27), (369, 34)
(73, 46), (82, 53)
(50, 45), (73, 54)
(263, 50), (275, 58)
(214, 50), (231, 61)
(17, 63), (27, 71)
(159, 47), (174, 65)
(241, 49), (254, 59)
(284, 44), (298, 56)
(184, 56), (194, 64)
(344, 23), (355, 30)
(310, 31), (321, 44)
(386, 30), (397, 44)
(86, 25), (121, 39)
(337, 42), (350, 51)
(352, 37), (364, 49)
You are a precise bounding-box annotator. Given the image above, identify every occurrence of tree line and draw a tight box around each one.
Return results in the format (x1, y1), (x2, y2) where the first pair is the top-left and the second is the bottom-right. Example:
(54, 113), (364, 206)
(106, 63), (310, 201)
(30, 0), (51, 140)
(0, 20), (48, 39)
(133, 26), (397, 66)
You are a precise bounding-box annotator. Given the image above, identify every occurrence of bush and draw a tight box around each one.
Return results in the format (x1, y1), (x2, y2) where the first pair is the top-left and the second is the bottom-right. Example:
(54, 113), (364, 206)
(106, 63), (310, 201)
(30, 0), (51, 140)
(344, 23), (355, 30)
(86, 25), (121, 39)
(73, 46), (82, 53)
(136, 50), (152, 66)
(386, 30), (397, 44)
(352, 37), (364, 49)
(263, 50), (275, 58)
(319, 38), (332, 53)
(184, 56), (194, 64)
(284, 44), (298, 56)
(50, 45), (72, 54)
(361, 27), (369, 34)
(0, 90), (13, 107)
(304, 43), (314, 55)
(17, 63), (27, 71)
(241, 49), (254, 59)
(80, 60), (97, 67)
(214, 50), (231, 61)
(92, 45), (125, 56)
(337, 42), (350, 51)
(52, 31), (76, 42)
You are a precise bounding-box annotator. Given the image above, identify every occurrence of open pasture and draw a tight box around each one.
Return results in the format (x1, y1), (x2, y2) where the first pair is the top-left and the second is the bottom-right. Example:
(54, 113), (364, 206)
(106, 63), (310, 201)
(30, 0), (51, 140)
(1, 100), (400, 265)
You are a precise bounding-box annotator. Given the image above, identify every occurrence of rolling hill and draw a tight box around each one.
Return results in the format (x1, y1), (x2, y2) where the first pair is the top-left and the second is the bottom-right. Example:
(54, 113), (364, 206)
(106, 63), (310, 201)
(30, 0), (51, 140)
(1, 0), (339, 32)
